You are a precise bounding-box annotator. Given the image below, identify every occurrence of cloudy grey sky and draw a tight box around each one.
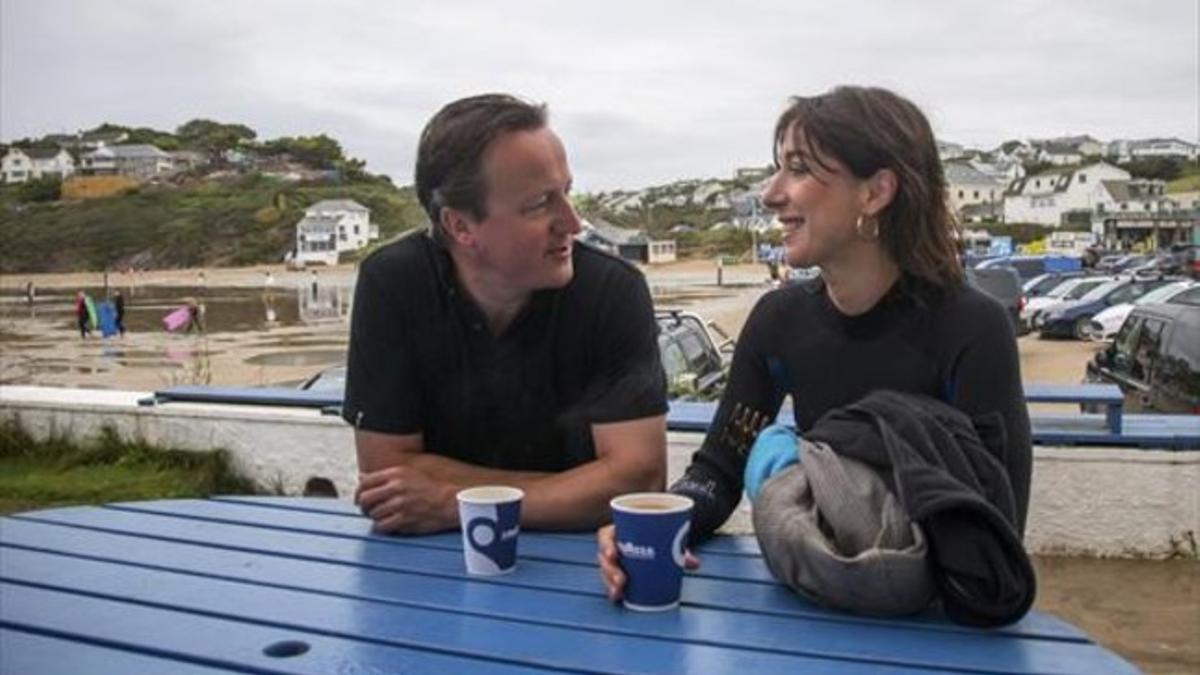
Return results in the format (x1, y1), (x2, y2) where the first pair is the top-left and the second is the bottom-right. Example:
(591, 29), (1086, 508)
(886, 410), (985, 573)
(2, 0), (1196, 191)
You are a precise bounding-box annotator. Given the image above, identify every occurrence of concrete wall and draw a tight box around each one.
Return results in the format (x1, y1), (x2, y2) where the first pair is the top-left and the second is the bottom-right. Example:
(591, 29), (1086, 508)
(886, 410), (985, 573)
(3, 385), (1197, 558)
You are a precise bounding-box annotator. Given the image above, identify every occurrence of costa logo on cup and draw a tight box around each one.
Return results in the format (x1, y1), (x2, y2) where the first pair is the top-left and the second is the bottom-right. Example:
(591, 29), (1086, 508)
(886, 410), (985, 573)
(457, 486), (524, 576)
(611, 492), (694, 612)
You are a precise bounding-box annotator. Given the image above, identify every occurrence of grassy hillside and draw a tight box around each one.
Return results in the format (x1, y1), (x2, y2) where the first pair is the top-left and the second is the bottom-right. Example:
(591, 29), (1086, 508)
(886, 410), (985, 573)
(0, 174), (428, 273)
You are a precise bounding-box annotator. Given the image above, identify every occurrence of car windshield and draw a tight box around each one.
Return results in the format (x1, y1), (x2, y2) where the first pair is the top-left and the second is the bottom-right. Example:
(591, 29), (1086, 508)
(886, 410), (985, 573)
(1078, 279), (1124, 302)
(1060, 278), (1107, 299)
(1047, 278), (1088, 298)
(1134, 281), (1191, 306)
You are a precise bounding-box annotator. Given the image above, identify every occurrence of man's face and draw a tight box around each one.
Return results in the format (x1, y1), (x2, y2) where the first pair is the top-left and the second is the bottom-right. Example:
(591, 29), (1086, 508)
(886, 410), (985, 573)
(460, 127), (582, 293)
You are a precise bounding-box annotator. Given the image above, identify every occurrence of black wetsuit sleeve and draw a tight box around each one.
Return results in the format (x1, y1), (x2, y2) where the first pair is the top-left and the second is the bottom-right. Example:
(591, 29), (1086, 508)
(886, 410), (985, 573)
(947, 299), (1033, 534)
(670, 294), (788, 542)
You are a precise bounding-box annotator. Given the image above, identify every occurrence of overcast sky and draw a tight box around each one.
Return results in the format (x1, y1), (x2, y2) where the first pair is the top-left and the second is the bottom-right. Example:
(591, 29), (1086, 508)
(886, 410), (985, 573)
(2, 0), (1196, 191)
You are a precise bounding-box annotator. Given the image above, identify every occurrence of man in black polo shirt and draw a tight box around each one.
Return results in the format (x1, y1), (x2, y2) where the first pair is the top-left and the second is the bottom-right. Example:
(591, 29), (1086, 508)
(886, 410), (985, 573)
(344, 94), (668, 534)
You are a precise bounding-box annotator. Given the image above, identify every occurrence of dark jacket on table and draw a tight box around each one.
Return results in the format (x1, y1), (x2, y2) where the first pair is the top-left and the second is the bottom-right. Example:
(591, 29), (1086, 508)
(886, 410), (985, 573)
(802, 390), (1036, 627)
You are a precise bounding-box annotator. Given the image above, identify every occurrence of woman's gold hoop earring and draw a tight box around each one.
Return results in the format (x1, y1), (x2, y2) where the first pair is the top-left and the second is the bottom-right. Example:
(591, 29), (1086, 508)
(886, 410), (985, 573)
(855, 214), (880, 240)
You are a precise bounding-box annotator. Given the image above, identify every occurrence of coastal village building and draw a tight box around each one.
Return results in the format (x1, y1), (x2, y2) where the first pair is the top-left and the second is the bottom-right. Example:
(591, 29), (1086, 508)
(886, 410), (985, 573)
(1107, 137), (1200, 162)
(1128, 137), (1200, 160)
(294, 199), (378, 266)
(0, 147), (76, 183)
(577, 218), (677, 264)
(1089, 179), (1194, 249)
(80, 144), (174, 180)
(1003, 162), (1130, 226)
(944, 161), (1005, 219)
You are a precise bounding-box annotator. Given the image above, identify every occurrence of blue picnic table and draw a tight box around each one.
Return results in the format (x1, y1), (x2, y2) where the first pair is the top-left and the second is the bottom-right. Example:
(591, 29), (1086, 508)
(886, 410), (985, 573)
(0, 497), (1138, 674)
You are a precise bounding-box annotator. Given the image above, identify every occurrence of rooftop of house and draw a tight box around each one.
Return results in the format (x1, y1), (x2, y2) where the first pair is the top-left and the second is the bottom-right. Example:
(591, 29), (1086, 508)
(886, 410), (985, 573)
(306, 199), (369, 214)
(87, 144), (172, 159)
(943, 161), (1003, 185)
(580, 218), (648, 246)
(8, 147), (70, 161)
(1100, 180), (1171, 203)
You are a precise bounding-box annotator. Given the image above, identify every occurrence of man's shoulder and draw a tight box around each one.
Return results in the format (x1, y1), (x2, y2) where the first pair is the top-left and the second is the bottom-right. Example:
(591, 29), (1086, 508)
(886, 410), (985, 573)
(569, 241), (649, 291)
(359, 228), (437, 280)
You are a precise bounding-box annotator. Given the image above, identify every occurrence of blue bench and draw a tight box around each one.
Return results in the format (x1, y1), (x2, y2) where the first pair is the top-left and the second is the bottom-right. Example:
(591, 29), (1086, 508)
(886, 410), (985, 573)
(1023, 383), (1123, 434)
(143, 383), (1197, 449)
(139, 386), (342, 410)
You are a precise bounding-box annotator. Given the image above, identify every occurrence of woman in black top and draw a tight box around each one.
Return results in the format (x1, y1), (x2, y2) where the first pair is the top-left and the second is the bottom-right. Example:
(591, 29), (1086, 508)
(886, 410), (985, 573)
(598, 85), (1031, 601)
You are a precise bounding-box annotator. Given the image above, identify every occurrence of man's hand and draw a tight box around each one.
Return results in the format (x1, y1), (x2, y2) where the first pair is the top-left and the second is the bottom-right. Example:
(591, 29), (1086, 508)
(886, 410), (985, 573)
(355, 465), (458, 534)
(596, 523), (699, 603)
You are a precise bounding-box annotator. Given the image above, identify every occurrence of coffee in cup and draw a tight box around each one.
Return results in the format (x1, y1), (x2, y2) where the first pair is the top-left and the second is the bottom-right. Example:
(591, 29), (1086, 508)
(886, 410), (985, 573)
(610, 492), (694, 611)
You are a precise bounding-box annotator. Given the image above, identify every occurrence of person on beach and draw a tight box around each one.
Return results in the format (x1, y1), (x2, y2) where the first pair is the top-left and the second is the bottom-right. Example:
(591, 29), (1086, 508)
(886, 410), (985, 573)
(343, 93), (668, 534)
(74, 291), (91, 339)
(597, 85), (1032, 602)
(112, 289), (126, 336)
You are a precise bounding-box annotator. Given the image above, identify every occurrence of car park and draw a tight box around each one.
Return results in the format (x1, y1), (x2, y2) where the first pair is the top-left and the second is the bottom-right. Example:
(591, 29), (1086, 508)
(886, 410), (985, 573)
(1037, 276), (1176, 339)
(1085, 302), (1200, 414)
(1087, 280), (1199, 341)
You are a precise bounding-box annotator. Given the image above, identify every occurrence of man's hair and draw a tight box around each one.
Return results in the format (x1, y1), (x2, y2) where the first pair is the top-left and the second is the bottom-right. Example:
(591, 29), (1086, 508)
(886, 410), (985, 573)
(415, 93), (548, 226)
(774, 86), (964, 288)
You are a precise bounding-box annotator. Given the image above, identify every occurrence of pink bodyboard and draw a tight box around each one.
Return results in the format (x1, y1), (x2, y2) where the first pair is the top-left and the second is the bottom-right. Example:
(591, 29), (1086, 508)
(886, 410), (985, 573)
(162, 306), (191, 332)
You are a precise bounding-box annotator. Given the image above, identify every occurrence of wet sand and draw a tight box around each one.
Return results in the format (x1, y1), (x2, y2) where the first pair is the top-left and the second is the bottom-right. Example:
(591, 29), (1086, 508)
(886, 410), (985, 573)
(1, 260), (1196, 672)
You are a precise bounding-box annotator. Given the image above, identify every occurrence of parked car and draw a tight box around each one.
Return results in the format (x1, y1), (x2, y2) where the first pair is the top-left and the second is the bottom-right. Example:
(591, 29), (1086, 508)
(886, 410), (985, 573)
(1087, 280), (1200, 342)
(299, 310), (731, 400)
(1096, 253), (1152, 274)
(1085, 303), (1200, 414)
(965, 267), (1024, 335)
(1020, 276), (1111, 332)
(1037, 276), (1176, 339)
(976, 254), (1082, 282)
(1022, 270), (1088, 299)
(656, 309), (729, 398)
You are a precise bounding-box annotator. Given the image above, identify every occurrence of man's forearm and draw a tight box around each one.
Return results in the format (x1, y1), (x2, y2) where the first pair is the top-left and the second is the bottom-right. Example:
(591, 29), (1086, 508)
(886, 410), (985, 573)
(405, 452), (660, 530)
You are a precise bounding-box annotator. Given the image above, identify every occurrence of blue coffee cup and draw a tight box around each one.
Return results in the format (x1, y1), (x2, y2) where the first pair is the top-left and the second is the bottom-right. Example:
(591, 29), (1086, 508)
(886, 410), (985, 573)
(611, 492), (694, 611)
(457, 486), (523, 575)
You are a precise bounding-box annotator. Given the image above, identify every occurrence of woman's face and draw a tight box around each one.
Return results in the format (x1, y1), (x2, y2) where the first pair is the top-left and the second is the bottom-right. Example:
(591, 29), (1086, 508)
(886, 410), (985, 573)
(760, 127), (871, 270)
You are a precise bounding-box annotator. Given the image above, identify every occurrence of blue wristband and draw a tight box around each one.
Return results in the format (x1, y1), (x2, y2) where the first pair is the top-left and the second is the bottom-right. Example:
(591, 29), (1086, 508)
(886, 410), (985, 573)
(744, 423), (800, 501)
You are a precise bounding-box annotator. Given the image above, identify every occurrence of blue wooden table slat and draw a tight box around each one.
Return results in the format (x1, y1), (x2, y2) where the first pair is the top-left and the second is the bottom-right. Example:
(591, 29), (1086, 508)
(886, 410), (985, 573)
(0, 498), (1138, 674)
(0, 628), (244, 675)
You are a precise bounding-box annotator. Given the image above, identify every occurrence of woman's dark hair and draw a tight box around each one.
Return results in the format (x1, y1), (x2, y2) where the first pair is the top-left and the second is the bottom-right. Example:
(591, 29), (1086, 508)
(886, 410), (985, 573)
(774, 86), (963, 287)
(415, 93), (547, 225)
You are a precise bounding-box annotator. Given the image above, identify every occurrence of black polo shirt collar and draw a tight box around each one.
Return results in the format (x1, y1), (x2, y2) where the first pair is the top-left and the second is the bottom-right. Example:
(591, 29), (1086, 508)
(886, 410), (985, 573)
(425, 227), (558, 339)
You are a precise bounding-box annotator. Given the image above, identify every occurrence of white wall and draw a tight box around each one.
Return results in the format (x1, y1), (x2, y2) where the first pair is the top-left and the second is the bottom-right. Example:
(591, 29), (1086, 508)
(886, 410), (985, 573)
(4, 386), (1197, 558)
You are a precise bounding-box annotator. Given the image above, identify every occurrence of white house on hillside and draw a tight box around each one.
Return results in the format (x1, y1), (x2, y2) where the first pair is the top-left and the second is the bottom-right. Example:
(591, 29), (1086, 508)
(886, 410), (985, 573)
(0, 148), (76, 184)
(1003, 162), (1130, 226)
(81, 144), (174, 180)
(944, 161), (1005, 217)
(294, 199), (379, 266)
(1036, 143), (1084, 166)
(1129, 138), (1200, 161)
(1092, 179), (1175, 215)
